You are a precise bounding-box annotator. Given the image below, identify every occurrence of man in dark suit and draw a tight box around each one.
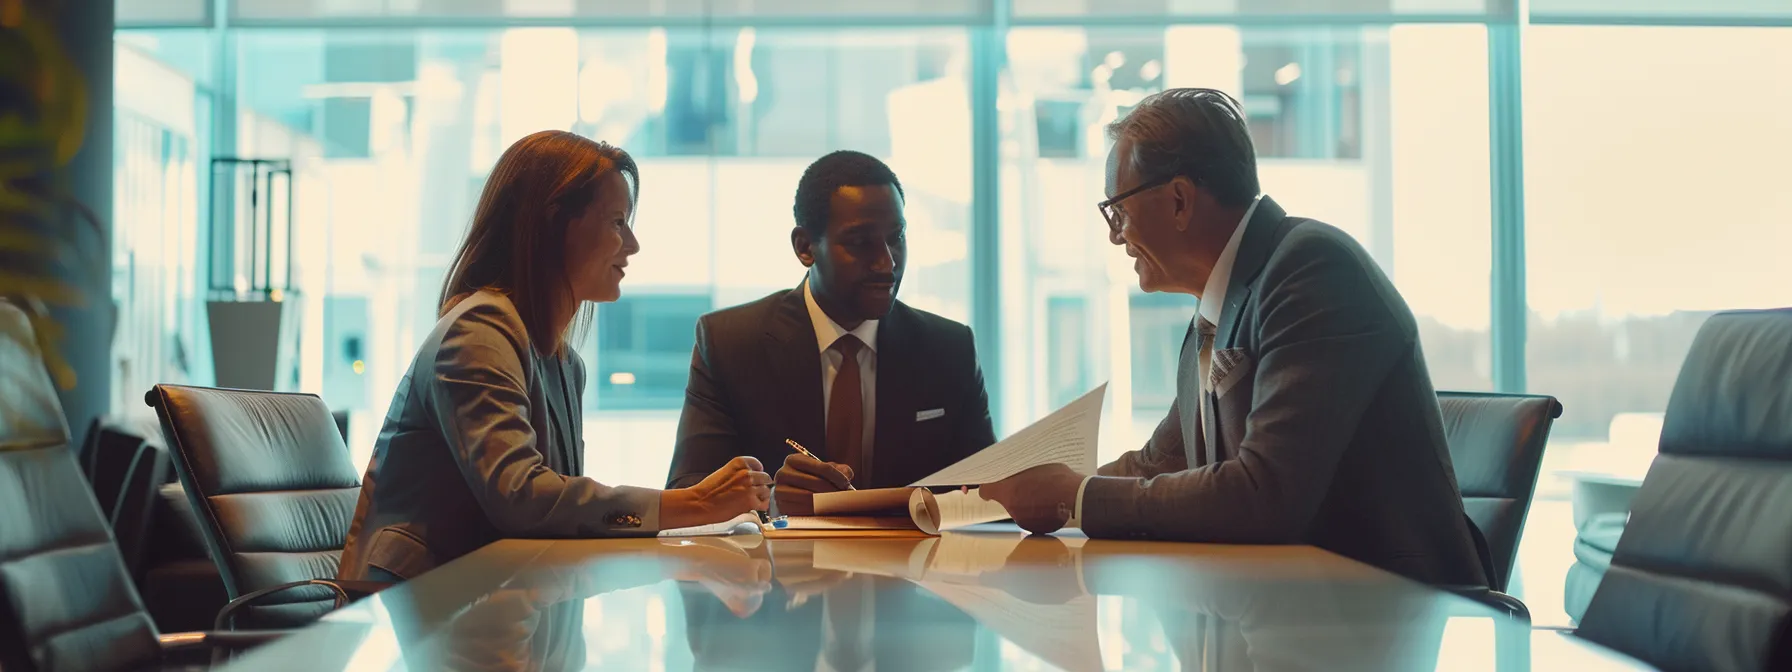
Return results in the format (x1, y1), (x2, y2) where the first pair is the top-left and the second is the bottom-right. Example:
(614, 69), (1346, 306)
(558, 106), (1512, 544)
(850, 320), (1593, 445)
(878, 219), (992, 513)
(982, 89), (1488, 587)
(666, 150), (996, 513)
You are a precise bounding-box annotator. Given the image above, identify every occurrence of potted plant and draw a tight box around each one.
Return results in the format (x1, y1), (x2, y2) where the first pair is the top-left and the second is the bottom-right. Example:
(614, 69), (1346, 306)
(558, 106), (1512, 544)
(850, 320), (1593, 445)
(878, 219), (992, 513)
(1, 0), (107, 394)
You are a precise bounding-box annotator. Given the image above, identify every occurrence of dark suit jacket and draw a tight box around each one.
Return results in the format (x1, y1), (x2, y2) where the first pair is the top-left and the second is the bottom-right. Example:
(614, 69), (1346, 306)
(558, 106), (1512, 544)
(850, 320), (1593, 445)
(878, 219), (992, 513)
(666, 285), (996, 490)
(337, 291), (661, 582)
(1084, 196), (1488, 587)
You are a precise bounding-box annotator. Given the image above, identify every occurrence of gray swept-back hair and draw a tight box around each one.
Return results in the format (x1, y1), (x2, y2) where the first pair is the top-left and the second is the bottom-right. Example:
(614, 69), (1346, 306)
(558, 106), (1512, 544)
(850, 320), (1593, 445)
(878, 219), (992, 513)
(1107, 88), (1260, 207)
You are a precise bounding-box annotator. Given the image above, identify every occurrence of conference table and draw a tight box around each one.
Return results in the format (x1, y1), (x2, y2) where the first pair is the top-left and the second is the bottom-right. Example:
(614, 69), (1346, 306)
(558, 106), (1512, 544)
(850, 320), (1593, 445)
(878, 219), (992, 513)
(218, 524), (1649, 671)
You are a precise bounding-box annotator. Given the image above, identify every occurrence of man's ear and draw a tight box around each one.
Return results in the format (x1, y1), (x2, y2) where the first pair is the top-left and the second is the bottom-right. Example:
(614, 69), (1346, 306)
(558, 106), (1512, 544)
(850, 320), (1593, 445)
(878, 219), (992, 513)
(1170, 176), (1202, 232)
(792, 227), (816, 268)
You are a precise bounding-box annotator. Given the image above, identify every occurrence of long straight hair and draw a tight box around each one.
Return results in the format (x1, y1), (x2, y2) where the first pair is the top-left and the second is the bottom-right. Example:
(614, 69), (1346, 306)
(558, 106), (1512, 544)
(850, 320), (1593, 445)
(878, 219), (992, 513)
(439, 130), (639, 357)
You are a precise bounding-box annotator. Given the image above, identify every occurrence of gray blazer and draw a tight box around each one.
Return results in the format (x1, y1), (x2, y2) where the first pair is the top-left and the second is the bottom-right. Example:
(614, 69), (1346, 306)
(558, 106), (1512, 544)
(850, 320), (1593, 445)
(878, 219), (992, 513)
(336, 290), (661, 582)
(1083, 197), (1488, 587)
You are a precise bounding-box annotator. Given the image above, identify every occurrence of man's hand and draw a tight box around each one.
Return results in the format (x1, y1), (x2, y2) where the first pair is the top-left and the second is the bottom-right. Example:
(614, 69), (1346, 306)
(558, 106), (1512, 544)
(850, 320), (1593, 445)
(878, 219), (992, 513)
(980, 463), (1084, 535)
(773, 452), (856, 515)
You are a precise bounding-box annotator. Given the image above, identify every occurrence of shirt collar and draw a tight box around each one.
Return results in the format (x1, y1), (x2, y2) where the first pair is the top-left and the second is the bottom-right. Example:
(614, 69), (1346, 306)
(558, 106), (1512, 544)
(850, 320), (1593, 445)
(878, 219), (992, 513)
(803, 278), (879, 354)
(1198, 194), (1264, 327)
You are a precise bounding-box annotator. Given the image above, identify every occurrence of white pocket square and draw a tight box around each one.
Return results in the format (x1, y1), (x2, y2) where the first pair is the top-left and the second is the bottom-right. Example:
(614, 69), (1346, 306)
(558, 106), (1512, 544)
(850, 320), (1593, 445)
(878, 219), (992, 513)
(916, 408), (946, 422)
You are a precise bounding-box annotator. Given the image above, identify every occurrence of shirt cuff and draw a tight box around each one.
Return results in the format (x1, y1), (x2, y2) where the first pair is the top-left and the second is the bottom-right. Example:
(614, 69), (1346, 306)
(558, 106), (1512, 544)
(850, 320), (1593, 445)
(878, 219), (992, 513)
(1065, 476), (1093, 528)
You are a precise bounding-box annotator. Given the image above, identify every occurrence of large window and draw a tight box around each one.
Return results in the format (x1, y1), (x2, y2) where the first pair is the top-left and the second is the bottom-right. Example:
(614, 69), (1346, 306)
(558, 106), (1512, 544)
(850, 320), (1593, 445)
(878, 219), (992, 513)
(999, 25), (1492, 462)
(593, 294), (711, 411)
(1523, 25), (1792, 482)
(225, 28), (971, 484)
(111, 33), (211, 412)
(108, 0), (1792, 657)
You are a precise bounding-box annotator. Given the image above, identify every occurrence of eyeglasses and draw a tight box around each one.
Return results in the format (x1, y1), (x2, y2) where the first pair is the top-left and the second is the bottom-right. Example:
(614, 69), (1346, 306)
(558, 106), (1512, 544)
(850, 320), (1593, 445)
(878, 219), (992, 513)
(1096, 176), (1176, 233)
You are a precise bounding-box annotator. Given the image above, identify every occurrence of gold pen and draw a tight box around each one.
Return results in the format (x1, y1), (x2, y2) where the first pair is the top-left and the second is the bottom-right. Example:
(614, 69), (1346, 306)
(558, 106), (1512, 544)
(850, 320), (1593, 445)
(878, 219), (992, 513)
(784, 439), (856, 490)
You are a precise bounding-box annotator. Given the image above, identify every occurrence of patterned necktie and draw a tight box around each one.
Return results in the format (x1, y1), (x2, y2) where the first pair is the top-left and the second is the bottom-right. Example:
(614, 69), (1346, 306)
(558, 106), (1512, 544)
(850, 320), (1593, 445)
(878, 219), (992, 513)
(827, 335), (866, 485)
(1195, 316), (1219, 462)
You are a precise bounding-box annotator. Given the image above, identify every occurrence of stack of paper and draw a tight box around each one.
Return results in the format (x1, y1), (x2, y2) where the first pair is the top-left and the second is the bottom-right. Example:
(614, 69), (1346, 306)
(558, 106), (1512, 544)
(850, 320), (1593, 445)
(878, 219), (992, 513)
(769, 383), (1107, 537)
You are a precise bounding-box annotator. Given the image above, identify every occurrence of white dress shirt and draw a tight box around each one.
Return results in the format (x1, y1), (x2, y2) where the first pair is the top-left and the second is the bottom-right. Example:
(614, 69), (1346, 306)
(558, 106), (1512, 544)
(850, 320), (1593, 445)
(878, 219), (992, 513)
(804, 279), (879, 454)
(1068, 195), (1262, 527)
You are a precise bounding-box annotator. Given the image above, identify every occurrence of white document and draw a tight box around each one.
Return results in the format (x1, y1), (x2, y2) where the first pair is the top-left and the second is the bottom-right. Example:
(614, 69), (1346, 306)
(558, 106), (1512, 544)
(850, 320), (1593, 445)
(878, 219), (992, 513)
(909, 383), (1107, 487)
(780, 382), (1104, 536)
(932, 488), (1012, 530)
(657, 512), (763, 538)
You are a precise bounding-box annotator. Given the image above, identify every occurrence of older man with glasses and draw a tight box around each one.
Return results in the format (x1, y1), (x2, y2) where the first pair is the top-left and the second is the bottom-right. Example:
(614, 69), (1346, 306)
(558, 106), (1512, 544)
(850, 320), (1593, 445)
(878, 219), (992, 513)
(981, 88), (1491, 589)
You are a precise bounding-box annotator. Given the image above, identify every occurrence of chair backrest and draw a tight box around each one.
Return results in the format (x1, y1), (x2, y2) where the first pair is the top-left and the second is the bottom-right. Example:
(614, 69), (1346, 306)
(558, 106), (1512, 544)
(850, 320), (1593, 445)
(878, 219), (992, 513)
(111, 438), (172, 581)
(1438, 391), (1562, 592)
(0, 300), (162, 672)
(146, 384), (362, 628)
(1578, 309), (1792, 672)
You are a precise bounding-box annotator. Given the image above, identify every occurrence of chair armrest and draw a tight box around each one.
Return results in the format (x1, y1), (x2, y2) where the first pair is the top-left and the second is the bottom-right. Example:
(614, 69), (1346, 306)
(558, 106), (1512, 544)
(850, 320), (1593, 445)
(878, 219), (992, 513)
(215, 578), (394, 630)
(215, 580), (350, 631)
(1438, 585), (1532, 622)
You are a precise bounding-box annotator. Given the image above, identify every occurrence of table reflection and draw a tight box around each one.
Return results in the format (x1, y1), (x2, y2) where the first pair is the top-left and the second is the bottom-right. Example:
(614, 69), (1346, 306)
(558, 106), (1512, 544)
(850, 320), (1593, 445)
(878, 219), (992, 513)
(224, 528), (1630, 671)
(380, 538), (775, 671)
(668, 532), (1453, 671)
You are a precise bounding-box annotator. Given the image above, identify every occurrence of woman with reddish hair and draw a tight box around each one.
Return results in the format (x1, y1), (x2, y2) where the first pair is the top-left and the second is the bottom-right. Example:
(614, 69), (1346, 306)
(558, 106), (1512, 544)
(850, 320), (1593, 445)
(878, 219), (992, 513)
(338, 131), (769, 582)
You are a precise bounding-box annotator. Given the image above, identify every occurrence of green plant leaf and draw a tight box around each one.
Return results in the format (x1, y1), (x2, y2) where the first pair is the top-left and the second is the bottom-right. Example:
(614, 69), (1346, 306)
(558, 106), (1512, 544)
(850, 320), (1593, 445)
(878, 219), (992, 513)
(25, 313), (77, 390)
(13, 11), (85, 165)
(0, 229), (56, 256)
(0, 0), (101, 393)
(0, 182), (49, 213)
(0, 272), (85, 306)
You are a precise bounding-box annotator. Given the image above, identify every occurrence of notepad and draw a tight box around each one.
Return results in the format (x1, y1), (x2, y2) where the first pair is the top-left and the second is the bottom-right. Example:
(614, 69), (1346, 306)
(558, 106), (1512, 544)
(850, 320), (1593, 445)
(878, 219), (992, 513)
(771, 486), (1013, 537)
(657, 512), (764, 538)
(765, 383), (1106, 537)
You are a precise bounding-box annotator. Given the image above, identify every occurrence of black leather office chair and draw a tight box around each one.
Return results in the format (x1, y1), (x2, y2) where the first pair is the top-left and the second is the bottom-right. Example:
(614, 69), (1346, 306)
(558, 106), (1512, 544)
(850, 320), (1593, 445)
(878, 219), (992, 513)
(146, 384), (383, 629)
(0, 300), (281, 672)
(137, 480), (232, 633)
(110, 434), (172, 581)
(1576, 308), (1792, 672)
(1438, 391), (1563, 593)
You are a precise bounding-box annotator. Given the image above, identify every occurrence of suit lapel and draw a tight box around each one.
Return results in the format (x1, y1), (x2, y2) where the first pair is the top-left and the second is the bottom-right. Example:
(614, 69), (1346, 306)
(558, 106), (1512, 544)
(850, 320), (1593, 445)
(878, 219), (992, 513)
(1202, 196), (1291, 463)
(763, 286), (828, 460)
(871, 303), (917, 488)
(1214, 196), (1291, 350)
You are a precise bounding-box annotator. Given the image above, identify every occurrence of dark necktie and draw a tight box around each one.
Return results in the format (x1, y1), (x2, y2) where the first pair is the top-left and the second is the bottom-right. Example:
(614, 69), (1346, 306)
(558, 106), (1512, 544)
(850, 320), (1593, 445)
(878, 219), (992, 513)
(827, 335), (866, 485)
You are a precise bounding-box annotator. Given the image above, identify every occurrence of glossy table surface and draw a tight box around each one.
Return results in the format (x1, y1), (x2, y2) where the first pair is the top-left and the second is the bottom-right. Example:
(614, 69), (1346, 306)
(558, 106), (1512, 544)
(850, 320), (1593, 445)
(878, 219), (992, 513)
(220, 524), (1650, 671)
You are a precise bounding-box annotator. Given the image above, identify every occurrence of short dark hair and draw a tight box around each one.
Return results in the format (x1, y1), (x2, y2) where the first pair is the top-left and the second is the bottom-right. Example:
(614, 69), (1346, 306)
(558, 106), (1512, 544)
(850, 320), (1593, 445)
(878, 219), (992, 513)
(1107, 88), (1259, 208)
(793, 150), (905, 236)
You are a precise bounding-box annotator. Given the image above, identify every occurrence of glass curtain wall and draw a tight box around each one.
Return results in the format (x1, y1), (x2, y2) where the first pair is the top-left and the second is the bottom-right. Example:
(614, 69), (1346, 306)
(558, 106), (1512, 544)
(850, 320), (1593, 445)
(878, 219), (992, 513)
(224, 28), (973, 485)
(1521, 24), (1792, 485)
(999, 24), (1492, 463)
(110, 0), (1792, 654)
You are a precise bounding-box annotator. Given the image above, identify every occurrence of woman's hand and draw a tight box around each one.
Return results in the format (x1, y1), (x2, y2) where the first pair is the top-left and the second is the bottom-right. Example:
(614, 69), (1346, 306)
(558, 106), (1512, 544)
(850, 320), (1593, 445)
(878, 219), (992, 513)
(662, 456), (772, 529)
(663, 540), (775, 618)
